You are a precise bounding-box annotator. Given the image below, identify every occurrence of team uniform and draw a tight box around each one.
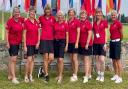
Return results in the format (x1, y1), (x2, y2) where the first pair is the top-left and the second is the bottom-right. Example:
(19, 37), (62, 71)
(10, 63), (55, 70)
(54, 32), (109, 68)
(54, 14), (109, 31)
(6, 17), (24, 56)
(109, 20), (122, 59)
(79, 19), (93, 55)
(54, 22), (68, 58)
(68, 18), (80, 53)
(39, 15), (55, 54)
(24, 18), (39, 56)
(93, 20), (108, 56)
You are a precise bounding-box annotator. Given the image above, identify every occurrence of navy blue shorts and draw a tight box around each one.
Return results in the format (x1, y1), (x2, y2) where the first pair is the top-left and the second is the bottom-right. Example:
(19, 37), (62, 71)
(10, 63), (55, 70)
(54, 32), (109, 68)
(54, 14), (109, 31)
(27, 45), (38, 56)
(93, 44), (106, 56)
(9, 45), (19, 56)
(109, 41), (121, 59)
(54, 39), (66, 58)
(68, 43), (78, 53)
(39, 40), (54, 54)
(79, 46), (92, 56)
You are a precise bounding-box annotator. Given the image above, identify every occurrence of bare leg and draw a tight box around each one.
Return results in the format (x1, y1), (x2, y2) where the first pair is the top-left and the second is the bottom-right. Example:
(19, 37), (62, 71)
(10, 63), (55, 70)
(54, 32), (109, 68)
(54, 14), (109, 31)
(43, 53), (49, 75)
(72, 53), (78, 75)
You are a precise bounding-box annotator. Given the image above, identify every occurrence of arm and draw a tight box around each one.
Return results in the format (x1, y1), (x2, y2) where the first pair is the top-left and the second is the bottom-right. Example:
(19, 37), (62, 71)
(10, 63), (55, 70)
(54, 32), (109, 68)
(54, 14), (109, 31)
(85, 30), (92, 49)
(23, 30), (27, 52)
(120, 28), (123, 41)
(65, 32), (69, 52)
(36, 28), (41, 49)
(5, 30), (10, 48)
(75, 27), (80, 48)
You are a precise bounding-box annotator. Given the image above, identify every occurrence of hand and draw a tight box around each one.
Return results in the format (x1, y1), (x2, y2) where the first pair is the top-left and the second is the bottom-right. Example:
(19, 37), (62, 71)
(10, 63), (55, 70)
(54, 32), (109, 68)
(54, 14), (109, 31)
(75, 43), (78, 49)
(36, 43), (40, 49)
(24, 46), (27, 52)
(103, 44), (107, 51)
(85, 44), (89, 50)
(6, 43), (10, 49)
(64, 45), (68, 52)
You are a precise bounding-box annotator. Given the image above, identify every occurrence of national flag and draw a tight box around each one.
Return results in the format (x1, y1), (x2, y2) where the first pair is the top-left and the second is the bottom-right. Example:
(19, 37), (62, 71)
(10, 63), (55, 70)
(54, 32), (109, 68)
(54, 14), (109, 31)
(24, 0), (30, 12)
(10, 0), (12, 7)
(92, 0), (96, 16)
(57, 0), (60, 11)
(98, 0), (102, 8)
(113, 0), (117, 10)
(117, 0), (121, 13)
(69, 0), (73, 8)
(30, 0), (37, 7)
(42, 0), (47, 9)
(84, 0), (91, 16)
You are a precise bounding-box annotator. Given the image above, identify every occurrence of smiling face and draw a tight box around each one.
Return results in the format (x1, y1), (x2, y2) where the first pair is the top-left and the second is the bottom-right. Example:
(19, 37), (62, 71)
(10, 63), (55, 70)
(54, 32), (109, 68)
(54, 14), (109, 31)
(68, 9), (75, 19)
(13, 7), (20, 19)
(96, 9), (103, 20)
(111, 11), (117, 21)
(57, 11), (64, 22)
(45, 9), (51, 16)
(80, 11), (87, 21)
(29, 10), (36, 19)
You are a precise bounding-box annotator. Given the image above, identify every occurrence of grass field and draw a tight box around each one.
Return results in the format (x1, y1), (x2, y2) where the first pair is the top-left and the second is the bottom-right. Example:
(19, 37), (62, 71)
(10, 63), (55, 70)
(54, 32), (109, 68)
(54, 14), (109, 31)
(0, 71), (128, 89)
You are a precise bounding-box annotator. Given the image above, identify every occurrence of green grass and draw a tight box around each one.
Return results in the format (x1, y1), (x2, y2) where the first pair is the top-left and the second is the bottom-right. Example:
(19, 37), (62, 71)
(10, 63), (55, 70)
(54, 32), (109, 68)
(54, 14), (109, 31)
(0, 71), (128, 89)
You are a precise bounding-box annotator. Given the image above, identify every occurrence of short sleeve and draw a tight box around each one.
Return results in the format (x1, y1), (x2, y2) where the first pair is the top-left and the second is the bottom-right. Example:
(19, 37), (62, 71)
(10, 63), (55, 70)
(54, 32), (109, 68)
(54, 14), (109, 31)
(76, 19), (80, 28)
(117, 21), (122, 30)
(5, 19), (11, 31)
(65, 22), (69, 32)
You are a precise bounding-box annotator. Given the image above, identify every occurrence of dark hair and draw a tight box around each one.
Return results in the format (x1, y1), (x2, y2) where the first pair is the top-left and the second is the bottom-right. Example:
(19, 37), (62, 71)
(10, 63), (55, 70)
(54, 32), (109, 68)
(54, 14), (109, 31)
(29, 6), (36, 13)
(68, 8), (76, 15)
(44, 4), (51, 13)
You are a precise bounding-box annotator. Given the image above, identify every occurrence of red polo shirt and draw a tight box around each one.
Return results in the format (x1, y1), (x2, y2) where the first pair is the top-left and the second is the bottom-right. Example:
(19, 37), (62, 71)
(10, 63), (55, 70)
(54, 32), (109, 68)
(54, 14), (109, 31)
(79, 19), (93, 47)
(68, 18), (80, 43)
(24, 19), (39, 45)
(93, 20), (108, 44)
(6, 17), (24, 45)
(39, 15), (55, 40)
(110, 20), (122, 40)
(54, 22), (68, 40)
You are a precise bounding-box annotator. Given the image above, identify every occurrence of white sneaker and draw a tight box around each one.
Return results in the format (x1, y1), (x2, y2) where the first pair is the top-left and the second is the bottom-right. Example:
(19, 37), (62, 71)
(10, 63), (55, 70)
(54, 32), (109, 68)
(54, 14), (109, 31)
(100, 76), (104, 82)
(115, 77), (123, 84)
(111, 75), (118, 81)
(57, 76), (62, 84)
(88, 75), (92, 80)
(12, 78), (20, 84)
(83, 76), (88, 83)
(70, 75), (78, 82)
(29, 75), (34, 82)
(24, 76), (29, 83)
(96, 76), (100, 81)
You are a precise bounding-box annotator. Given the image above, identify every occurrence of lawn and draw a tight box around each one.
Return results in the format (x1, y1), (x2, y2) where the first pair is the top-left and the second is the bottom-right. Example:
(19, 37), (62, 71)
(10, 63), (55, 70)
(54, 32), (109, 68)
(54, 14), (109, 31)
(0, 71), (128, 89)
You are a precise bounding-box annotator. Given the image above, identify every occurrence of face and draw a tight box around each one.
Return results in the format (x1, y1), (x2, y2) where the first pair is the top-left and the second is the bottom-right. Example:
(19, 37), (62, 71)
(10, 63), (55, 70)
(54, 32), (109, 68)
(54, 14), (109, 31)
(45, 9), (51, 16)
(80, 13), (87, 21)
(13, 8), (20, 19)
(57, 12), (64, 22)
(96, 10), (103, 20)
(111, 12), (117, 21)
(29, 10), (36, 19)
(68, 10), (75, 19)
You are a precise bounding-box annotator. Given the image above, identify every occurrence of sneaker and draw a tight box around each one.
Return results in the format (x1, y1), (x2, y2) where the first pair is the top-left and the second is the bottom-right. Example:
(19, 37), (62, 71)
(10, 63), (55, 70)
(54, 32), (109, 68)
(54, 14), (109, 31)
(12, 78), (20, 84)
(57, 76), (62, 84)
(96, 76), (100, 81)
(88, 75), (92, 80)
(100, 76), (104, 82)
(38, 67), (44, 78)
(115, 77), (123, 84)
(29, 75), (34, 82)
(43, 75), (49, 83)
(111, 75), (118, 81)
(83, 76), (88, 83)
(70, 75), (78, 82)
(24, 76), (29, 83)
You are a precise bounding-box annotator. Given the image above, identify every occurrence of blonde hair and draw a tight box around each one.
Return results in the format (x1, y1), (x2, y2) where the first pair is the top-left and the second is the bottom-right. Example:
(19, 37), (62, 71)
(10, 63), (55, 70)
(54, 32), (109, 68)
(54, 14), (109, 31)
(44, 4), (51, 12)
(12, 6), (20, 16)
(111, 10), (118, 17)
(95, 8), (104, 22)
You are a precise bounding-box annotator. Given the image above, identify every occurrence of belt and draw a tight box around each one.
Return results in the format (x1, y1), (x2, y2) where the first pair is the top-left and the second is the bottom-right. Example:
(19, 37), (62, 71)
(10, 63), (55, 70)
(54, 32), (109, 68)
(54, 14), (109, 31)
(111, 38), (120, 42)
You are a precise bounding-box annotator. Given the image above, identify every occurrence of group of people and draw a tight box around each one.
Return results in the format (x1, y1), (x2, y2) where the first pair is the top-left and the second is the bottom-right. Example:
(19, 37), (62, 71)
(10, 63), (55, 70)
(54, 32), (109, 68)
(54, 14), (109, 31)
(5, 4), (123, 84)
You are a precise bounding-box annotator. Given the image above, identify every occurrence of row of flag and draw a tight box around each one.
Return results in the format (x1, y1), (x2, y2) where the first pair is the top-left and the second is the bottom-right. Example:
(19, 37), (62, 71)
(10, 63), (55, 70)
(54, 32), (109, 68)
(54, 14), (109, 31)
(0, 0), (122, 16)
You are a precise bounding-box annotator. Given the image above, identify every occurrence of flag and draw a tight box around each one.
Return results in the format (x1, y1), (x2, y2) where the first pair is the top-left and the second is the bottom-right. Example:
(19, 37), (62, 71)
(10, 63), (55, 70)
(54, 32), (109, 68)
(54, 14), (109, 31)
(17, 0), (22, 8)
(30, 0), (37, 7)
(37, 0), (43, 14)
(113, 0), (117, 10)
(69, 0), (73, 8)
(84, 0), (91, 16)
(117, 0), (121, 13)
(109, 0), (114, 10)
(0, 0), (4, 11)
(42, 0), (47, 9)
(10, 0), (12, 7)
(24, 0), (30, 12)
(92, 0), (96, 16)
(57, 0), (60, 11)
(98, 0), (102, 8)
(60, 0), (69, 14)
(5, 0), (11, 11)
(47, 0), (51, 6)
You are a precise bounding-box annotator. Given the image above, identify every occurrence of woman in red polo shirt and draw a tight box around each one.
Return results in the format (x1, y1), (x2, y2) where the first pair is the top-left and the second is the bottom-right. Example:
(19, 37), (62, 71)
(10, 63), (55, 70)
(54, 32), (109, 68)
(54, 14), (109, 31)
(23, 7), (40, 83)
(68, 8), (80, 82)
(38, 4), (55, 82)
(54, 10), (69, 84)
(6, 7), (24, 84)
(79, 10), (93, 83)
(93, 8), (108, 82)
(109, 10), (123, 84)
